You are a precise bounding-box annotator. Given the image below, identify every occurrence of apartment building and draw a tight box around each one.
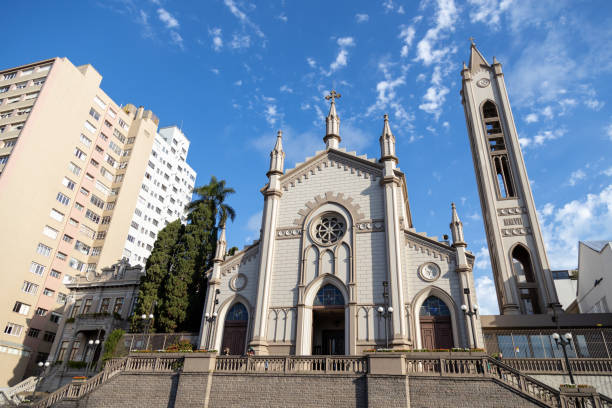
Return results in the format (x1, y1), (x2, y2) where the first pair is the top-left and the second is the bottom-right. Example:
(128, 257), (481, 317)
(0, 58), (196, 386)
(123, 126), (196, 266)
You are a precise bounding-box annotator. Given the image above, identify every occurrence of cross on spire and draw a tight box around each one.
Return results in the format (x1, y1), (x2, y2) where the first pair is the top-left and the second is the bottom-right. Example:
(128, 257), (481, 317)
(325, 90), (341, 104)
(469, 36), (475, 45)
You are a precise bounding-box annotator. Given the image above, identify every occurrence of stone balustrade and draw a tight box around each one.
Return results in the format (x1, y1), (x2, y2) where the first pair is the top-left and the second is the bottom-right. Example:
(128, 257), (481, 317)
(503, 358), (612, 375)
(215, 355), (368, 374)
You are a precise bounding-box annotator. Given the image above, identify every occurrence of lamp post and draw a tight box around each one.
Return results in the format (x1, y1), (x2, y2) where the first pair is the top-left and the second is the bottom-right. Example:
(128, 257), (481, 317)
(31, 361), (50, 401)
(85, 338), (101, 377)
(204, 289), (221, 350)
(377, 281), (393, 349)
(461, 288), (479, 348)
(141, 313), (154, 350)
(549, 303), (576, 385)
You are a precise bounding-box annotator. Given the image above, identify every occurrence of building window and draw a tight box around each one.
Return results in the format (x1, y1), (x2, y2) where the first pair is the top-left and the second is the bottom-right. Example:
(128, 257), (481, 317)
(105, 153), (116, 167)
(86, 263), (96, 272)
(50, 208), (64, 222)
(43, 288), (55, 297)
(0, 155), (9, 164)
(481, 101), (516, 199)
(96, 231), (106, 240)
(68, 162), (81, 176)
(43, 332), (56, 343)
(90, 159), (99, 168)
(84, 121), (97, 133)
(113, 298), (124, 314)
(0, 111), (12, 119)
(68, 257), (84, 272)
(99, 132), (108, 141)
(17, 108), (31, 116)
(108, 108), (117, 118)
(12, 301), (30, 315)
(22, 281), (39, 294)
(95, 180), (111, 195)
(106, 201), (115, 210)
(89, 107), (101, 121)
(99, 298), (110, 313)
(79, 224), (95, 239)
(36, 243), (52, 256)
(50, 313), (62, 324)
(74, 240), (91, 255)
(24, 92), (38, 100)
(69, 218), (79, 227)
(62, 234), (73, 243)
(90, 194), (105, 209)
(0, 86), (8, 93)
(101, 216), (111, 225)
(43, 225), (58, 239)
(30, 262), (45, 276)
(3, 72), (17, 80)
(33, 78), (45, 86)
(35, 307), (48, 316)
(74, 147), (87, 161)
(79, 187), (89, 197)
(61, 177), (76, 190)
(56, 192), (70, 206)
(56, 251), (67, 261)
(113, 129), (126, 143)
(80, 133), (92, 147)
(74, 202), (84, 211)
(50, 269), (61, 278)
(82, 299), (93, 314)
(91, 246), (102, 256)
(127, 137), (135, 144)
(27, 328), (40, 338)
(85, 209), (101, 224)
(109, 140), (122, 156)
(4, 323), (23, 336)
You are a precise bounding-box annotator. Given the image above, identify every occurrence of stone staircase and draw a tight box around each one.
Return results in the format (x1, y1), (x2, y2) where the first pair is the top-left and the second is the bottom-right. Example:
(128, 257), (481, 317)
(21, 354), (612, 407)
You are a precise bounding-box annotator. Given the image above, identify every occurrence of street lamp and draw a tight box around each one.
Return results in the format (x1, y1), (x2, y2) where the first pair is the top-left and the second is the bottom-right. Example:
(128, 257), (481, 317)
(141, 313), (155, 351)
(85, 337), (101, 377)
(377, 281), (393, 349)
(204, 289), (221, 350)
(31, 361), (50, 400)
(461, 287), (479, 348)
(552, 332), (575, 385)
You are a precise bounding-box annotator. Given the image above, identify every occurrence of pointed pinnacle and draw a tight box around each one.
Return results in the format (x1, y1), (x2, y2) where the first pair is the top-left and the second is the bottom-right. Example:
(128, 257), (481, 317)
(451, 202), (461, 223)
(272, 130), (284, 153)
(382, 114), (393, 137)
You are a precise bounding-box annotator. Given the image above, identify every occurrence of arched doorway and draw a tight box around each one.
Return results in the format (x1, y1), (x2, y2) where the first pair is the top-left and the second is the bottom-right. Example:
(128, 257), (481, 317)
(312, 284), (345, 355)
(221, 303), (248, 355)
(419, 296), (453, 350)
(511, 245), (541, 314)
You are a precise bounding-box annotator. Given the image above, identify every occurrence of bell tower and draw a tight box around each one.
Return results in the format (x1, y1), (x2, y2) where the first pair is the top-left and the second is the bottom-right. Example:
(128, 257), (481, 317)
(460, 41), (561, 315)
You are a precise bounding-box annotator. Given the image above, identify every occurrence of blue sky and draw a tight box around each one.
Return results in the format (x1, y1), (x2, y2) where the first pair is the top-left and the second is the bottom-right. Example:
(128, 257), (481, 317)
(4, 0), (612, 314)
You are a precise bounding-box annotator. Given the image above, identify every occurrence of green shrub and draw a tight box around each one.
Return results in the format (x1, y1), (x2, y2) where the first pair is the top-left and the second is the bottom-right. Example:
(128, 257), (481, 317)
(102, 329), (126, 362)
(67, 361), (87, 369)
(165, 339), (194, 352)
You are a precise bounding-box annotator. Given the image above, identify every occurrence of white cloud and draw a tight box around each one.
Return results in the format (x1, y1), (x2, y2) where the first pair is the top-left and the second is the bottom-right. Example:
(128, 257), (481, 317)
(585, 99), (604, 111)
(607, 123), (612, 141)
(568, 169), (586, 186)
(280, 85), (293, 93)
(367, 61), (413, 126)
(157, 8), (179, 28)
(223, 0), (265, 38)
(209, 27), (223, 51)
(382, 0), (405, 14)
(467, 0), (512, 28)
(539, 184), (612, 268)
(541, 105), (553, 120)
(244, 211), (262, 243)
(264, 104), (279, 126)
(277, 13), (288, 23)
(415, 0), (458, 66)
(474, 246), (491, 271)
(230, 34), (251, 49)
(306, 57), (317, 68)
(475, 275), (500, 315)
(234, 80), (242, 86)
(418, 66), (449, 118)
(602, 167), (612, 177)
(399, 25), (416, 58)
(327, 37), (356, 76)
(520, 128), (566, 148)
(169, 31), (184, 49)
(525, 113), (538, 123)
(210, 68), (220, 75)
(138, 10), (153, 39)
(355, 13), (369, 23)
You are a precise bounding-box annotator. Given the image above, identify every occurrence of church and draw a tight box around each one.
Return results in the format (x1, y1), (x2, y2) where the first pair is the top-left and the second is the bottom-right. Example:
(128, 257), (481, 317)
(198, 90), (484, 355)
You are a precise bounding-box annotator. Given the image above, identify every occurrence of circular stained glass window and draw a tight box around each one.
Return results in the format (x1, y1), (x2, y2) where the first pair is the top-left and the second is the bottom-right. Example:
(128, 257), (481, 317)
(311, 213), (346, 245)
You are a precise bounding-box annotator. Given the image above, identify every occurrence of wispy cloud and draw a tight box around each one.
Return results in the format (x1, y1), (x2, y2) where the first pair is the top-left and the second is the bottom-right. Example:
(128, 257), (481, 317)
(280, 85), (293, 93)
(223, 0), (265, 38)
(399, 25), (416, 58)
(169, 31), (184, 49)
(355, 13), (369, 23)
(306, 57), (317, 68)
(157, 8), (179, 28)
(327, 37), (356, 76)
(467, 0), (512, 28)
(567, 169), (586, 186)
(419, 66), (449, 119)
(366, 60), (413, 127)
(518, 128), (566, 148)
(414, 0), (458, 66)
(230, 34), (251, 49)
(209, 27), (223, 51)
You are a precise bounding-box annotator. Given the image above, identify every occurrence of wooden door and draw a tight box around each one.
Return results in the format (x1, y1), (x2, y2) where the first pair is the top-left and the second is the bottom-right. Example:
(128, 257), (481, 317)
(420, 321), (435, 350)
(420, 316), (452, 349)
(322, 330), (344, 355)
(222, 321), (247, 355)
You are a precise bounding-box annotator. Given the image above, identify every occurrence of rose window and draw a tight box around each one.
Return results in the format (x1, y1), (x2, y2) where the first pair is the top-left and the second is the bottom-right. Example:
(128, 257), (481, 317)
(312, 214), (346, 245)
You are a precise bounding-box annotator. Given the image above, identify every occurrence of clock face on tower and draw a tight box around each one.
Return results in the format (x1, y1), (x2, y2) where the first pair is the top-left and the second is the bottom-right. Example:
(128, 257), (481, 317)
(419, 262), (441, 282)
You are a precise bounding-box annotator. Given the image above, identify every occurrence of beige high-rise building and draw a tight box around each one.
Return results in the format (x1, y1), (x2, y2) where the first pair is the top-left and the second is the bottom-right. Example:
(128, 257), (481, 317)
(0, 57), (165, 386)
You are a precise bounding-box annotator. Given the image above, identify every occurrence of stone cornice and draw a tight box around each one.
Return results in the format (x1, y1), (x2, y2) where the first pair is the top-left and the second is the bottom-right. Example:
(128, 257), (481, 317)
(404, 231), (455, 262)
(205, 241), (260, 278)
(293, 191), (366, 226)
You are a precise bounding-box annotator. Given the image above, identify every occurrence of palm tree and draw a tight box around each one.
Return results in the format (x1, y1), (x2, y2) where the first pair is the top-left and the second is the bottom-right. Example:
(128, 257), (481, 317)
(187, 176), (236, 227)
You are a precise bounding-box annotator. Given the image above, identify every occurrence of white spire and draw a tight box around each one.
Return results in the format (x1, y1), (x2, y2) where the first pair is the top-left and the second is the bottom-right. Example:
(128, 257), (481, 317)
(324, 90), (341, 149)
(450, 203), (466, 247)
(267, 130), (285, 177)
(214, 223), (227, 262)
(379, 114), (398, 165)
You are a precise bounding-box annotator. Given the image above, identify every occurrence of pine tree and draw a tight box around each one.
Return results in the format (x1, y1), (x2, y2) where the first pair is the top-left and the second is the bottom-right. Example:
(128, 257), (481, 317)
(131, 220), (182, 332)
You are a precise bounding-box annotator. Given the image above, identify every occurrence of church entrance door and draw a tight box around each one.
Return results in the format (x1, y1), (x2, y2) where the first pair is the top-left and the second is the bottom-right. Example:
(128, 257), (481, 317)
(311, 284), (345, 355)
(419, 296), (453, 349)
(221, 303), (248, 355)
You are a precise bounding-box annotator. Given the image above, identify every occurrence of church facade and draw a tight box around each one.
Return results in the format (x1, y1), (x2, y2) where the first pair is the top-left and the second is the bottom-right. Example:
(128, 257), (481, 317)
(198, 91), (483, 355)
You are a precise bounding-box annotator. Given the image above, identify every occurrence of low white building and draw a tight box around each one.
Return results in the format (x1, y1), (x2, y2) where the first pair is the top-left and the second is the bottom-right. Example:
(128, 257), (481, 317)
(576, 241), (611, 314)
(122, 126), (196, 266)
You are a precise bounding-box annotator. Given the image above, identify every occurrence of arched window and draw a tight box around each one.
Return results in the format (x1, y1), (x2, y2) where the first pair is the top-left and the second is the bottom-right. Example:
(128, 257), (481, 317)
(314, 284), (344, 306)
(419, 296), (450, 316)
(512, 245), (535, 283)
(226, 303), (248, 321)
(481, 101), (515, 198)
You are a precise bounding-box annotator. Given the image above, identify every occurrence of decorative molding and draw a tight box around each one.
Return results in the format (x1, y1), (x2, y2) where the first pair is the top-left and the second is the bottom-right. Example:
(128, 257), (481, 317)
(229, 273), (248, 292)
(281, 152), (382, 192)
(221, 246), (259, 277)
(355, 219), (385, 233)
(501, 227), (532, 237)
(293, 191), (366, 226)
(276, 227), (303, 240)
(497, 206), (527, 216)
(405, 236), (453, 263)
(418, 262), (441, 282)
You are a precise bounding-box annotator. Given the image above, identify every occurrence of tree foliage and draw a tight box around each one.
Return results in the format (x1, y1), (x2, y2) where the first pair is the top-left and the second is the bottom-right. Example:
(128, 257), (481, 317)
(131, 176), (235, 333)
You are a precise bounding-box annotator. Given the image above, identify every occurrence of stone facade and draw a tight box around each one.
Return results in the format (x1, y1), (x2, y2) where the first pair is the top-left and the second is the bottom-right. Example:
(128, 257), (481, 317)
(200, 94), (482, 356)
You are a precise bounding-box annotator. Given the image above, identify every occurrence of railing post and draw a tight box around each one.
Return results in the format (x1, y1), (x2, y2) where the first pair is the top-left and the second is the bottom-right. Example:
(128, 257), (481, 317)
(439, 358), (444, 377)
(284, 356), (289, 373)
(155, 357), (160, 371)
(325, 357), (330, 374)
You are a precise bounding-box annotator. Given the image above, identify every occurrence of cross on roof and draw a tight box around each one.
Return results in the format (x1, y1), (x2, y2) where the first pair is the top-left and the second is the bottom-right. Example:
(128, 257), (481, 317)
(469, 36), (475, 45)
(325, 90), (341, 104)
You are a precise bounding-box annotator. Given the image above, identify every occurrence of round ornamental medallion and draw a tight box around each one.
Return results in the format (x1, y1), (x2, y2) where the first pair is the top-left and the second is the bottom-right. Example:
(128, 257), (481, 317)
(230, 273), (247, 292)
(311, 213), (346, 246)
(418, 262), (441, 282)
(476, 78), (490, 88)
